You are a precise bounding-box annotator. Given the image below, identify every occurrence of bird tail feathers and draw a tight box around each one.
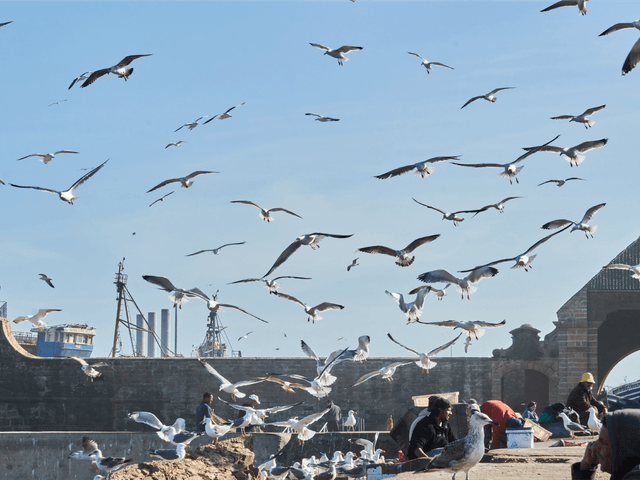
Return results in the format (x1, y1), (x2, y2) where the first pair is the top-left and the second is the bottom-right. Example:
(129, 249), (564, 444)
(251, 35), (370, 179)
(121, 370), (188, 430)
(415, 166), (434, 178)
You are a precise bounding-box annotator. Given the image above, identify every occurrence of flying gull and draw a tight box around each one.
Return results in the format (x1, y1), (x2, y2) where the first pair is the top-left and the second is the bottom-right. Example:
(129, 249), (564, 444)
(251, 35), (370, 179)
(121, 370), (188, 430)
(461, 87), (514, 109)
(48, 99), (67, 107)
(538, 177), (585, 187)
(523, 138), (608, 167)
(128, 411), (188, 443)
(541, 202), (606, 238)
(149, 191), (175, 207)
(228, 275), (311, 294)
(186, 241), (246, 256)
(80, 54), (152, 87)
(71, 356), (111, 381)
(416, 319), (507, 341)
(17, 150), (78, 164)
(146, 170), (218, 193)
(602, 262), (640, 282)
(407, 51), (454, 73)
(198, 358), (264, 400)
(265, 406), (332, 443)
(300, 339), (348, 386)
(231, 200), (302, 222)
(309, 43), (363, 66)
(599, 21), (640, 75)
(551, 105), (605, 128)
(273, 291), (344, 323)
(386, 331), (462, 373)
(409, 284), (449, 301)
(175, 117), (208, 132)
(9, 159), (108, 205)
(412, 199), (465, 226)
(541, 0), (588, 16)
(165, 140), (186, 148)
(306, 113), (339, 122)
(68, 71), (93, 89)
(417, 266), (499, 300)
(358, 234), (440, 267)
(218, 397), (303, 433)
(204, 102), (245, 123)
(457, 197), (523, 218)
(385, 288), (429, 323)
(238, 331), (253, 341)
(13, 309), (61, 329)
(190, 288), (269, 323)
(375, 155), (460, 180)
(258, 375), (310, 394)
(69, 436), (102, 461)
(347, 258), (359, 271)
(262, 232), (354, 278)
(350, 362), (411, 387)
(89, 447), (134, 477)
(142, 275), (202, 308)
(39, 273), (55, 288)
(351, 334), (371, 362)
(149, 443), (187, 462)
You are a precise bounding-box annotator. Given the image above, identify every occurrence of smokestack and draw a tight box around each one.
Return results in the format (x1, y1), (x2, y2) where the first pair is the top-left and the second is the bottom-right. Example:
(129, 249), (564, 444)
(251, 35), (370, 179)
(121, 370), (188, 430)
(147, 312), (157, 358)
(136, 314), (145, 357)
(161, 309), (170, 357)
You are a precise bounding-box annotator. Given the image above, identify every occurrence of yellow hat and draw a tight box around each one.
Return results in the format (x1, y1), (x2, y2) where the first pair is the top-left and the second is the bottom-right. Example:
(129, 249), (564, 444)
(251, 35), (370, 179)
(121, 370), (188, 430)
(581, 372), (595, 383)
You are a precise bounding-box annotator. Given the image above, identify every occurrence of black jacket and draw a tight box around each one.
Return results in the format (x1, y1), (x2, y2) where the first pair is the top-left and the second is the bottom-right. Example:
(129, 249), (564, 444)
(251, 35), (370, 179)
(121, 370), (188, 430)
(407, 412), (456, 460)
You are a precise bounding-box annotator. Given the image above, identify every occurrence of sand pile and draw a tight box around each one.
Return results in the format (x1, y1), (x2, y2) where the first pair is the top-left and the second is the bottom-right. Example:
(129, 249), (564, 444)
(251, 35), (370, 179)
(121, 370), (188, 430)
(109, 436), (259, 480)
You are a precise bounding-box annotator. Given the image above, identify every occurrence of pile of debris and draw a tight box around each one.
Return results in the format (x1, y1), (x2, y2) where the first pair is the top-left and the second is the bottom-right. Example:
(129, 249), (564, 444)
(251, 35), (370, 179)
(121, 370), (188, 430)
(109, 436), (259, 480)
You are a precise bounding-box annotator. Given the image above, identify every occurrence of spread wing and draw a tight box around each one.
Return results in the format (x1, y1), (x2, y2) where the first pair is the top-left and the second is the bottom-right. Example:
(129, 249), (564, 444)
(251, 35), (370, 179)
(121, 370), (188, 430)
(142, 275), (177, 292)
(186, 249), (214, 257)
(412, 198), (445, 214)
(375, 164), (415, 179)
(231, 200), (262, 209)
(217, 303), (269, 323)
(268, 208), (302, 218)
(417, 269), (458, 285)
(9, 184), (58, 195)
(311, 302), (344, 313)
(466, 266), (498, 283)
(512, 134), (561, 164)
(147, 178), (179, 193)
(300, 340), (320, 361)
(580, 203), (606, 224)
(350, 370), (382, 387)
(80, 68), (109, 87)
(600, 23), (637, 36)
(272, 276), (312, 281)
(309, 43), (330, 51)
(224, 102), (245, 114)
(550, 115), (574, 120)
(67, 159), (108, 193)
(116, 54), (152, 67)
(185, 170), (217, 180)
(273, 291), (306, 308)
(334, 46), (363, 54)
(415, 319), (460, 328)
(460, 96), (483, 109)
(71, 356), (88, 366)
(386, 332), (419, 356)
(54, 150), (79, 155)
(263, 240), (302, 278)
(407, 51), (426, 61)
(541, 0), (579, 12)
(583, 105), (606, 116)
(427, 333), (463, 356)
(217, 242), (247, 250)
(542, 219), (574, 230)
(198, 358), (229, 385)
(128, 411), (166, 430)
(452, 162), (504, 169)
(358, 245), (397, 257)
(471, 319), (506, 328)
(488, 87), (515, 95)
(573, 139), (608, 153)
(300, 407), (332, 426)
(82, 437), (100, 454)
(404, 234), (440, 253)
(228, 278), (262, 285)
(430, 62), (453, 69)
(521, 225), (571, 255)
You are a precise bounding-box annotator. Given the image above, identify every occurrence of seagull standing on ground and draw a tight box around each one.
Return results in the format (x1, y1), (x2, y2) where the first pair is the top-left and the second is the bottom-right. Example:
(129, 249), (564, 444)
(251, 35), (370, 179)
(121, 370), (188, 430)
(587, 406), (602, 433)
(416, 319), (507, 341)
(80, 54), (152, 87)
(306, 113), (340, 122)
(407, 52), (454, 73)
(231, 200), (302, 222)
(558, 412), (589, 434)
(461, 87), (514, 109)
(412, 199), (465, 226)
(39, 273), (55, 288)
(309, 43), (363, 65)
(417, 266), (499, 300)
(175, 117), (208, 132)
(375, 155), (460, 179)
(599, 21), (640, 75)
(551, 105), (605, 128)
(186, 242), (246, 256)
(149, 443), (188, 462)
(17, 150), (78, 164)
(9, 159), (108, 204)
(538, 177), (585, 187)
(541, 203), (606, 238)
(386, 332), (462, 373)
(228, 275), (311, 294)
(273, 291), (344, 323)
(358, 234), (440, 267)
(523, 138), (608, 167)
(602, 262), (640, 282)
(13, 309), (61, 329)
(146, 170), (218, 192)
(204, 103), (245, 123)
(541, 0), (588, 15)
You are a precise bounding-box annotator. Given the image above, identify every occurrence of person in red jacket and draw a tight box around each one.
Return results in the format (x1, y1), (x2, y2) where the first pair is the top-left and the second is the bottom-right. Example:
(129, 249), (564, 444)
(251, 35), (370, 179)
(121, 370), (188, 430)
(481, 400), (522, 449)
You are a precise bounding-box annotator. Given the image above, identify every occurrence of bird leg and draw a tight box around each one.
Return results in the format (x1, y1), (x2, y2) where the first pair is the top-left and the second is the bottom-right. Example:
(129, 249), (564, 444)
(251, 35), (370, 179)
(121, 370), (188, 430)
(509, 178), (513, 185)
(515, 177), (519, 184)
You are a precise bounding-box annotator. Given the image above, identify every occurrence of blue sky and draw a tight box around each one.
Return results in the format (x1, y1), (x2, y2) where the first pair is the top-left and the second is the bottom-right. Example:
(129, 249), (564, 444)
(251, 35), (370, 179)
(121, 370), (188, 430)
(2, 1), (640, 389)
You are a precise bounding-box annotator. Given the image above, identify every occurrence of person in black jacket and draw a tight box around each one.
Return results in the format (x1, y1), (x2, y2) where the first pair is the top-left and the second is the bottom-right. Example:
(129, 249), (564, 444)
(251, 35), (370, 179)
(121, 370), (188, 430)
(566, 372), (607, 426)
(407, 397), (456, 460)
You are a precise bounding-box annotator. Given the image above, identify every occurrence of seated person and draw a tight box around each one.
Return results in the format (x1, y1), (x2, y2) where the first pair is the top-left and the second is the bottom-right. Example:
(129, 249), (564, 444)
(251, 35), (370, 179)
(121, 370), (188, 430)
(407, 397), (456, 460)
(567, 372), (607, 427)
(522, 401), (539, 423)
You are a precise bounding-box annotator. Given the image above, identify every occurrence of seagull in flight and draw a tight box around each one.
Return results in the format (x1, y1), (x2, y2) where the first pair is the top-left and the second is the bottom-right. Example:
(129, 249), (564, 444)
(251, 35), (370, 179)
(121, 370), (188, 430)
(71, 356), (111, 381)
(48, 99), (67, 107)
(538, 177), (585, 187)
(142, 275), (202, 308)
(407, 52), (454, 73)
(238, 331), (253, 341)
(541, 203), (606, 238)
(68, 72), (93, 89)
(350, 361), (412, 387)
(551, 105), (605, 128)
(128, 412), (189, 444)
(186, 242), (246, 256)
(309, 43), (363, 65)
(265, 407), (332, 443)
(175, 117), (208, 132)
(204, 103), (245, 123)
(457, 197), (523, 218)
(454, 134), (560, 183)
(386, 332), (462, 373)
(385, 288), (429, 323)
(599, 21), (640, 75)
(148, 191), (174, 207)
(9, 159), (108, 204)
(412, 199), (465, 226)
(190, 288), (269, 323)
(409, 284), (449, 301)
(228, 275), (311, 294)
(461, 87), (514, 109)
(13, 308), (61, 329)
(416, 319), (507, 341)
(523, 138), (608, 167)
(231, 200), (302, 222)
(347, 258), (359, 271)
(273, 291), (344, 323)
(375, 155), (459, 180)
(417, 266), (499, 300)
(602, 263), (640, 282)
(147, 170), (218, 193)
(358, 234), (440, 267)
(80, 54), (152, 87)
(17, 150), (78, 164)
(263, 232), (354, 278)
(541, 0), (587, 15)
(305, 113), (340, 122)
(39, 273), (55, 288)
(198, 358), (265, 400)
(165, 140), (186, 149)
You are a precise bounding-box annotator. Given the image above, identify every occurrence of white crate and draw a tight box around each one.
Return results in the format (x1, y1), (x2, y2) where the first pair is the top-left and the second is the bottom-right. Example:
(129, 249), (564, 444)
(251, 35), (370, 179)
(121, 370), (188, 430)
(506, 427), (534, 448)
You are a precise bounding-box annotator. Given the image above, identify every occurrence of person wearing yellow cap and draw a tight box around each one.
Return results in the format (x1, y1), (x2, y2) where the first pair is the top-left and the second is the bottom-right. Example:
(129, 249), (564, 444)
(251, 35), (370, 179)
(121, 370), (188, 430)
(566, 372), (607, 427)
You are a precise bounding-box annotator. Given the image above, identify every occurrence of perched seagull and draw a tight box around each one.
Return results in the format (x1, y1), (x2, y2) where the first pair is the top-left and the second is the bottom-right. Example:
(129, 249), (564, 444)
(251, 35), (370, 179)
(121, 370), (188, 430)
(89, 449), (134, 477)
(350, 362), (411, 387)
(306, 113), (340, 122)
(375, 155), (460, 180)
(602, 263), (640, 282)
(80, 54), (152, 87)
(386, 332), (462, 373)
(39, 273), (55, 288)
(198, 359), (264, 400)
(358, 234), (440, 267)
(538, 177), (585, 187)
(68, 72), (93, 89)
(186, 242), (246, 256)
(385, 289), (429, 323)
(343, 410), (358, 432)
(263, 232), (354, 278)
(454, 134), (560, 184)
(417, 266), (499, 300)
(146, 170), (218, 193)
(149, 443), (187, 462)
(13, 309), (61, 329)
(558, 412), (589, 434)
(541, 203), (606, 238)
(128, 411), (187, 443)
(457, 197), (523, 218)
(69, 436), (102, 461)
(407, 52), (454, 73)
(416, 319), (507, 341)
(541, 0), (588, 15)
(201, 417), (233, 442)
(409, 284), (449, 301)
(175, 117), (208, 132)
(523, 138), (608, 167)
(71, 356), (111, 381)
(461, 87), (514, 109)
(265, 407), (332, 443)
(48, 99), (67, 107)
(204, 103), (245, 123)
(587, 406), (602, 433)
(420, 412), (498, 479)
(347, 258), (359, 272)
(551, 105), (605, 128)
(309, 43), (363, 65)
(457, 226), (570, 273)
(412, 199), (465, 226)
(599, 21), (640, 75)
(17, 150), (78, 164)
(190, 288), (268, 323)
(165, 140), (186, 148)
(9, 159), (108, 204)
(273, 291), (344, 323)
(142, 275), (202, 308)
(228, 275), (311, 294)
(238, 331), (253, 341)
(149, 191), (175, 207)
(231, 200), (302, 222)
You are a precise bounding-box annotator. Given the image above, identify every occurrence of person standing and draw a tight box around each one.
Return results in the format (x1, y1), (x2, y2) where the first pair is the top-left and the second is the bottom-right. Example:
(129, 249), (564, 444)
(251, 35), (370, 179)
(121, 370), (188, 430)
(567, 372), (607, 427)
(327, 400), (342, 432)
(407, 397), (456, 460)
(196, 392), (214, 432)
(522, 401), (539, 423)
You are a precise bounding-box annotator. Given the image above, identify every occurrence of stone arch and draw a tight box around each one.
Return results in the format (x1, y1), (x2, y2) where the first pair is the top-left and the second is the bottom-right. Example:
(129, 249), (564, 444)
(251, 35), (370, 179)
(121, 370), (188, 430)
(597, 309), (640, 394)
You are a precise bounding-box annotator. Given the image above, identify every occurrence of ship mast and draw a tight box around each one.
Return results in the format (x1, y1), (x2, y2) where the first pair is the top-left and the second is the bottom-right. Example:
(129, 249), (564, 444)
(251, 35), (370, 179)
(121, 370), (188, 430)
(112, 259), (126, 358)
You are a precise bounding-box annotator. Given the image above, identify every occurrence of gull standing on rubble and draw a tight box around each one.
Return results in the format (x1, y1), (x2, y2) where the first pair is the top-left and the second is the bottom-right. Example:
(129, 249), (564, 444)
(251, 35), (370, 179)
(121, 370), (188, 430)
(186, 241), (246, 256)
(174, 117), (208, 132)
(231, 200), (302, 222)
(204, 102), (245, 123)
(538, 177), (585, 187)
(407, 51), (454, 73)
(416, 319), (507, 342)
(306, 113), (340, 122)
(146, 170), (218, 193)
(375, 155), (459, 180)
(17, 150), (78, 164)
(273, 291), (344, 323)
(228, 275), (311, 294)
(551, 105), (605, 128)
(412, 199), (465, 226)
(461, 87), (514, 109)
(385, 289), (429, 323)
(80, 54), (152, 87)
(190, 288), (268, 323)
(198, 359), (264, 401)
(39, 273), (55, 288)
(149, 443), (188, 462)
(602, 262), (640, 282)
(142, 275), (201, 308)
(417, 266), (499, 300)
(13, 309), (61, 329)
(350, 362), (411, 387)
(599, 21), (640, 75)
(541, 0), (588, 15)
(71, 356), (111, 381)
(386, 332), (462, 373)
(541, 203), (606, 238)
(358, 234), (440, 267)
(523, 138), (608, 167)
(309, 43), (363, 65)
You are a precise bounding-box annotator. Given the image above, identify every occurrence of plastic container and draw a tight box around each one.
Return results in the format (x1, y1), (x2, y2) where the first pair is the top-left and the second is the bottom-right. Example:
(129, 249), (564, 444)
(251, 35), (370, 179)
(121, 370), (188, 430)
(506, 427), (535, 448)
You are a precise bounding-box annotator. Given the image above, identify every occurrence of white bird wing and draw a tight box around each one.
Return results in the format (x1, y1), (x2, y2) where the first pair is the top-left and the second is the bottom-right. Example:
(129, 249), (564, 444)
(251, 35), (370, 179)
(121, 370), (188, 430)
(217, 241), (247, 250)
(36, 308), (62, 318)
(404, 234), (441, 253)
(309, 43), (330, 51)
(412, 198), (446, 214)
(263, 240), (303, 278)
(358, 245), (398, 257)
(185, 170), (217, 180)
(512, 134), (561, 165)
(542, 219), (575, 230)
(82, 436), (100, 454)
(147, 178), (178, 193)
(461, 96), (483, 109)
(300, 340), (320, 362)
(128, 411), (166, 430)
(487, 87), (515, 95)
(272, 276), (312, 281)
(407, 51), (426, 61)
(274, 291), (306, 308)
(470, 319), (506, 328)
(386, 332), (419, 356)
(427, 333), (463, 357)
(413, 287), (430, 309)
(231, 200), (263, 210)
(262, 401), (304, 414)
(198, 358), (230, 385)
(71, 356), (89, 366)
(142, 275), (178, 292)
(550, 115), (574, 120)
(217, 303), (269, 323)
(466, 266), (499, 284)
(541, 0), (578, 12)
(227, 277), (261, 285)
(451, 162), (505, 169)
(351, 370), (382, 387)
(16, 153), (42, 161)
(430, 62), (453, 69)
(268, 208), (302, 218)
(600, 23), (637, 36)
(310, 302), (344, 313)
(580, 203), (606, 224)
(582, 105), (606, 116)
(224, 102), (245, 115)
(54, 150), (79, 155)
(573, 139), (608, 153)
(68, 72), (92, 89)
(9, 183), (60, 195)
(115, 54), (152, 68)
(603, 264), (637, 272)
(334, 46), (363, 54)
(417, 269), (459, 285)
(415, 319), (460, 328)
(300, 407), (331, 426)
(375, 164), (416, 179)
